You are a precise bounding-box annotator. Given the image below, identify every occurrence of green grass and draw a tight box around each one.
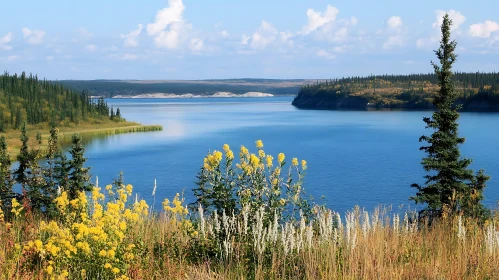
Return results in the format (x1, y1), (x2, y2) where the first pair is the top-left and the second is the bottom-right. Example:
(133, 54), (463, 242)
(2, 122), (163, 160)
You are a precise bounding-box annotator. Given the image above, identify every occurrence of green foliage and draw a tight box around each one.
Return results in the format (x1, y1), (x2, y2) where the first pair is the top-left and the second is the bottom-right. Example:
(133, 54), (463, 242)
(67, 134), (92, 200)
(293, 70), (499, 110)
(0, 136), (13, 208)
(411, 14), (489, 219)
(0, 71), (111, 130)
(14, 123), (33, 188)
(192, 141), (313, 225)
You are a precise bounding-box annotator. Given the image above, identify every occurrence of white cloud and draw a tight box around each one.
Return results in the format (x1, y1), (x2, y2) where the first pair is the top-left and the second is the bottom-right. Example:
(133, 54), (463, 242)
(469, 20), (499, 38)
(248, 20), (278, 49)
(302, 5), (339, 34)
(189, 38), (204, 52)
(22, 28), (45, 45)
(387, 16), (403, 30)
(383, 16), (405, 50)
(121, 24), (143, 47)
(316, 49), (336, 60)
(280, 31), (294, 46)
(0, 33), (13, 50)
(383, 36), (404, 49)
(84, 44), (97, 52)
(416, 10), (465, 49)
(333, 27), (348, 42)
(241, 34), (250, 45)
(147, 0), (189, 49)
(339, 16), (358, 27)
(432, 10), (466, 31)
(220, 30), (230, 38)
(45, 55), (54, 61)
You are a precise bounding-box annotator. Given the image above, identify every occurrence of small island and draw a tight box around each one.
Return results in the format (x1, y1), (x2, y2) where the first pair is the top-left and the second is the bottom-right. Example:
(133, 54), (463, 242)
(0, 72), (162, 159)
(292, 72), (499, 111)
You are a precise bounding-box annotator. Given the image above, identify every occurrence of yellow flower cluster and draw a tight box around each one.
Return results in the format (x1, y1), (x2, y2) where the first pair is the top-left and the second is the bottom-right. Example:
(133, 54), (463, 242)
(256, 140), (264, 148)
(21, 184), (146, 279)
(278, 153), (285, 165)
(11, 198), (23, 217)
(223, 144), (234, 160)
(163, 193), (188, 215)
(204, 150), (223, 171)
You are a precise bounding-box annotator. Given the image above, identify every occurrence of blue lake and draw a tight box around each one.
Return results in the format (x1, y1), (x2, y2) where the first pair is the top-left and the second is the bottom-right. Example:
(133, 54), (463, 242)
(82, 96), (499, 214)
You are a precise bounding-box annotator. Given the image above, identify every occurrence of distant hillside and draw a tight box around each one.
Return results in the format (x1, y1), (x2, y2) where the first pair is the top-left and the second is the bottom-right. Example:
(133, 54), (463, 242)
(58, 79), (313, 98)
(0, 72), (111, 131)
(292, 72), (499, 111)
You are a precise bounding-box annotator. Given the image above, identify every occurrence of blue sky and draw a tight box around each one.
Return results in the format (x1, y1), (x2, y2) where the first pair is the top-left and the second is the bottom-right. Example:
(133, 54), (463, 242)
(0, 0), (498, 80)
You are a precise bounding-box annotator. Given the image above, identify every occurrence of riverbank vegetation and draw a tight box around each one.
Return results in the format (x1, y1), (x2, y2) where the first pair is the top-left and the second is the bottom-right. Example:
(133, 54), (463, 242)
(292, 73), (499, 111)
(0, 72), (162, 159)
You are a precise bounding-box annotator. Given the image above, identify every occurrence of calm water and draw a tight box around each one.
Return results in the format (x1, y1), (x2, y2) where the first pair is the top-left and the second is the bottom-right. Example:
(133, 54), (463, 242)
(82, 97), (499, 214)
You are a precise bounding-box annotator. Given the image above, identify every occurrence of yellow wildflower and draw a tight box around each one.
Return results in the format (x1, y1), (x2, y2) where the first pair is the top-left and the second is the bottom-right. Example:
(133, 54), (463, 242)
(301, 160), (307, 170)
(46, 265), (54, 275)
(104, 263), (112, 269)
(34, 239), (43, 251)
(250, 154), (260, 168)
(266, 155), (273, 168)
(11, 198), (23, 216)
(279, 198), (286, 206)
(256, 140), (264, 148)
(240, 145), (249, 157)
(292, 158), (298, 166)
(125, 184), (133, 194)
(258, 149), (265, 158)
(278, 153), (285, 164)
(112, 267), (120, 274)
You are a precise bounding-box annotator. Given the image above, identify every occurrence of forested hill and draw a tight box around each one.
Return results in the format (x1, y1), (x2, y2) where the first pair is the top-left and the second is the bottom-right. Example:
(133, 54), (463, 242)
(292, 72), (499, 111)
(0, 72), (110, 131)
(58, 79), (310, 97)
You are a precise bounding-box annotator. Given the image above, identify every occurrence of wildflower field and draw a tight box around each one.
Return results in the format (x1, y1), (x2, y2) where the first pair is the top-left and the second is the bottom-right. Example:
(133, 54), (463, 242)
(1, 141), (499, 279)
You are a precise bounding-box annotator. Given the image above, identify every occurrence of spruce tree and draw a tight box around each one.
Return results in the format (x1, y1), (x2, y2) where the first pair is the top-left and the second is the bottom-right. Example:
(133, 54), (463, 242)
(42, 128), (60, 214)
(68, 134), (92, 199)
(14, 122), (32, 189)
(0, 136), (14, 205)
(411, 14), (489, 219)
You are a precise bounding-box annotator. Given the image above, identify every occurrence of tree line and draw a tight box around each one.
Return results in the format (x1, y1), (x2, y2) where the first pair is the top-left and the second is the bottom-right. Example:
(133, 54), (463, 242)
(0, 72), (122, 132)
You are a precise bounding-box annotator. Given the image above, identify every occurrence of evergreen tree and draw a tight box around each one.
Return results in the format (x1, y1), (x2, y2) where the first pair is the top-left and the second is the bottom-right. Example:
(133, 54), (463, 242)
(411, 14), (489, 219)
(116, 108), (121, 119)
(14, 122), (32, 189)
(42, 127), (61, 215)
(110, 106), (115, 120)
(54, 151), (71, 194)
(0, 136), (14, 207)
(68, 134), (92, 199)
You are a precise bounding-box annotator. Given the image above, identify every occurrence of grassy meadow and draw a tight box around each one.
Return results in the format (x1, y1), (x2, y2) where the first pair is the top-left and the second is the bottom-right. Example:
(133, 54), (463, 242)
(2, 121), (162, 160)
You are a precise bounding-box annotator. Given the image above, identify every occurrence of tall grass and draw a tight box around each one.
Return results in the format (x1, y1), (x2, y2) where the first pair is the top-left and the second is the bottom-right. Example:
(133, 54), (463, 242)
(1, 191), (499, 279)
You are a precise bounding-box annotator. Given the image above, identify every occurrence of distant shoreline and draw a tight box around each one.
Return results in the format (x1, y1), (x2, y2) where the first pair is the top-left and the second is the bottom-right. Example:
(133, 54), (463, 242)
(111, 92), (279, 99)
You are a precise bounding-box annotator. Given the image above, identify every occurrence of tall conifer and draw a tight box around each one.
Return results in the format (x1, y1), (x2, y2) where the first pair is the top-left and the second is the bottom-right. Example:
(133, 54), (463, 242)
(411, 14), (489, 219)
